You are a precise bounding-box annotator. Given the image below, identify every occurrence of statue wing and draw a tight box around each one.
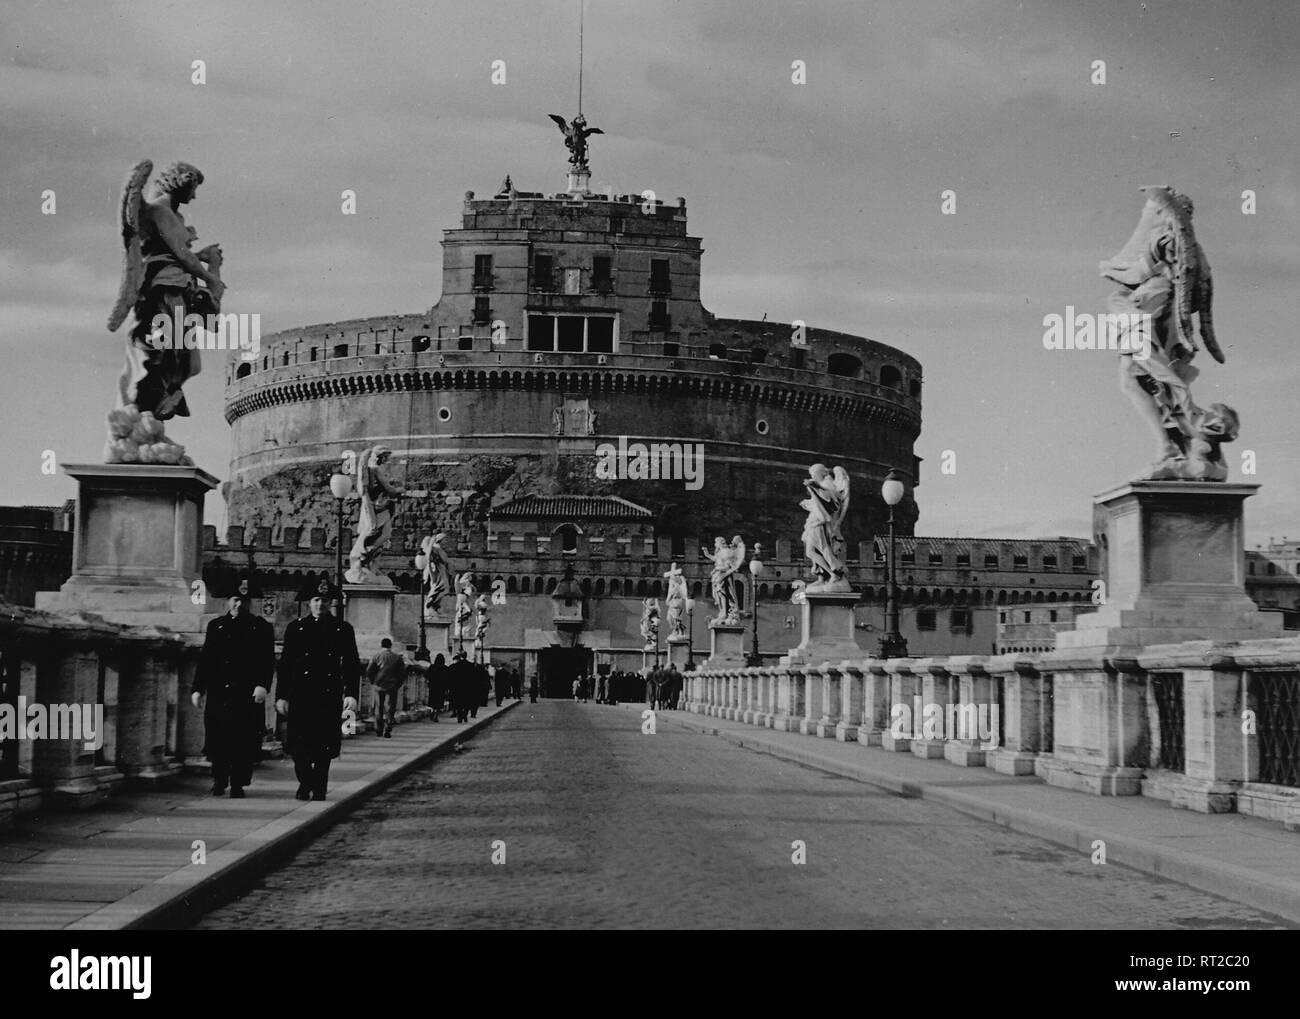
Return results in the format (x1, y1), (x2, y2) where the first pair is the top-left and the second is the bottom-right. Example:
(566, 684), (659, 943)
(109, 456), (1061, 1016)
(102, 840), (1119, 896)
(107, 159), (153, 332)
(832, 467), (851, 526)
(585, 127), (604, 136)
(1145, 186), (1225, 364)
(548, 114), (570, 135)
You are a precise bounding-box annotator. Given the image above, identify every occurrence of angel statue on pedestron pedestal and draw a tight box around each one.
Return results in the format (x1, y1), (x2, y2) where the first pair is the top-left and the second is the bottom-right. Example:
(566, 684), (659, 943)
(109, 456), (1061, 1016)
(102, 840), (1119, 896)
(801, 464), (851, 593)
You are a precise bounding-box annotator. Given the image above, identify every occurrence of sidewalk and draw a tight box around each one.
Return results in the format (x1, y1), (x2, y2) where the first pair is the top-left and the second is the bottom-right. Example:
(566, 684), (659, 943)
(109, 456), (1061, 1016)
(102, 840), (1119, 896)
(0, 702), (518, 930)
(639, 703), (1300, 926)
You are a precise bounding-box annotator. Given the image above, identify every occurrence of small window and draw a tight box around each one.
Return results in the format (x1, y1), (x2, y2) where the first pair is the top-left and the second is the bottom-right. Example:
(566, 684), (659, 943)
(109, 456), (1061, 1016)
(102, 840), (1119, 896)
(533, 253), (554, 291)
(1023, 611), (1031, 624)
(457, 336), (474, 351)
(332, 343), (349, 358)
(985, 554), (999, 570)
(412, 335), (431, 353)
(1049, 610), (1058, 622)
(588, 317), (615, 353)
(592, 255), (613, 292)
(235, 362), (251, 379)
(928, 552), (943, 567)
(662, 341), (679, 357)
(1248, 560), (1255, 575)
(1072, 554), (1087, 571)
(879, 364), (902, 389)
(282, 352), (290, 366)
(708, 343), (727, 359)
(528, 315), (553, 351)
(557, 317), (584, 352)
(1268, 562), (1277, 576)
(649, 301), (670, 331)
(917, 609), (936, 631)
(1013, 555), (1028, 570)
(999, 612), (1006, 624)
(261, 356), (268, 371)
(1043, 555), (1057, 571)
(671, 535), (685, 557)
(473, 296), (491, 324)
(473, 254), (494, 290)
(749, 347), (767, 364)
(950, 609), (969, 630)
(789, 347), (806, 369)
(309, 348), (318, 362)
(650, 258), (670, 295)
(956, 553), (970, 568)
(827, 352), (862, 377)
(901, 550), (915, 566)
(554, 524), (579, 554)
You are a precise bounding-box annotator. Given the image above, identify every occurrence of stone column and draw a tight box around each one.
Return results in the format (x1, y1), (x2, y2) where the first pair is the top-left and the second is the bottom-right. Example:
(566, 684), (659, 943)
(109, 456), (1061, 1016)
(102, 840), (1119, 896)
(815, 663), (843, 738)
(117, 635), (184, 784)
(773, 666), (803, 732)
(858, 661), (890, 746)
(880, 659), (918, 752)
(837, 660), (864, 742)
(910, 659), (951, 759)
(799, 665), (824, 735)
(944, 656), (994, 767)
(985, 655), (1042, 776)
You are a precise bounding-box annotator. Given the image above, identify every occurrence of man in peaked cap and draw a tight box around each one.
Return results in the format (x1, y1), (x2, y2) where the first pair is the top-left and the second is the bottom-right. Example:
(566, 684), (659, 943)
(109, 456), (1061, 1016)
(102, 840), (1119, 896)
(192, 573), (275, 798)
(276, 579), (360, 801)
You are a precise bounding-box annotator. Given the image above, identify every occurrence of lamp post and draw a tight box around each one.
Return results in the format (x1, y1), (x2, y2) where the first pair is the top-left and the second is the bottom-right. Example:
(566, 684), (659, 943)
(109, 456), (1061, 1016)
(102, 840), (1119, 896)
(685, 596), (696, 670)
(879, 468), (909, 658)
(413, 551), (430, 662)
(747, 543), (764, 667)
(328, 472), (352, 591)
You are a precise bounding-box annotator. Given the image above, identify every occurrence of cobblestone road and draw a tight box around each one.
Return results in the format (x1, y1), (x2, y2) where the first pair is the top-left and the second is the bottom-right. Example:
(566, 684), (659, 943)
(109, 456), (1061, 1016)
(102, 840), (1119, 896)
(195, 702), (1291, 929)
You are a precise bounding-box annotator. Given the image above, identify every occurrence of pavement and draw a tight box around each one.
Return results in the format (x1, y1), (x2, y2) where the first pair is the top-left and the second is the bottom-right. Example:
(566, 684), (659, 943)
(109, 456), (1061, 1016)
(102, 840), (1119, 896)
(0, 701), (518, 930)
(651, 703), (1300, 925)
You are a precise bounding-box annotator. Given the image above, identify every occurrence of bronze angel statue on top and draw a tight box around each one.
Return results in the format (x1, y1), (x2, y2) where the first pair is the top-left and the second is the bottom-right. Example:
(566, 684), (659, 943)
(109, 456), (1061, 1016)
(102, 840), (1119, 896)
(106, 160), (226, 465)
(548, 113), (603, 169)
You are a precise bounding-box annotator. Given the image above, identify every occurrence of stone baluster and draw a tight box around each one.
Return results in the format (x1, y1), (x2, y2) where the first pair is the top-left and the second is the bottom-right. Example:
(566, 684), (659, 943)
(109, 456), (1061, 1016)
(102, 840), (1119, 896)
(881, 658), (918, 752)
(836, 659), (863, 742)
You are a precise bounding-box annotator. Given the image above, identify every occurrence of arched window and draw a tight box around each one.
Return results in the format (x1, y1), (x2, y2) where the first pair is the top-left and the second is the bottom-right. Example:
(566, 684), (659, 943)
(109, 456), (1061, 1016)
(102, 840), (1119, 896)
(506, 576), (518, 594)
(909, 379), (921, 397)
(827, 353), (862, 378)
(636, 580), (648, 597)
(552, 523), (580, 554)
(879, 364), (901, 389)
(651, 580), (662, 598)
(235, 363), (252, 379)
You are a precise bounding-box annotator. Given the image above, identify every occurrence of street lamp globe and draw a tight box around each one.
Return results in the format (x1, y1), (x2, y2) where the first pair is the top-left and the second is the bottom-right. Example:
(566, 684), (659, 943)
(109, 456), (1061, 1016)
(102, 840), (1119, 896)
(685, 597), (695, 613)
(329, 472), (352, 500)
(414, 553), (428, 572)
(881, 469), (905, 507)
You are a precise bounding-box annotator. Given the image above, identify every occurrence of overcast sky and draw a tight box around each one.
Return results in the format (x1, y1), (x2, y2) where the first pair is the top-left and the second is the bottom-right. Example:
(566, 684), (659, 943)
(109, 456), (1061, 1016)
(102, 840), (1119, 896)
(2, 0), (1297, 545)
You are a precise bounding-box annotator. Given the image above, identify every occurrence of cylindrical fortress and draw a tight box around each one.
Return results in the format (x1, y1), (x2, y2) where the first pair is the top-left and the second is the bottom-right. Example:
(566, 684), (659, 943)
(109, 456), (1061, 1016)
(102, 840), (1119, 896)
(223, 185), (922, 551)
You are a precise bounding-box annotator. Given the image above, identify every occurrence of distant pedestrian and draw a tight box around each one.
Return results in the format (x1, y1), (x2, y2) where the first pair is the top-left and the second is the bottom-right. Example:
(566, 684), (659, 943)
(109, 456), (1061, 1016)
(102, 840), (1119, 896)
(529, 673), (538, 703)
(493, 663), (510, 707)
(447, 651), (477, 723)
(367, 638), (406, 738)
(665, 662), (681, 710)
(428, 653), (447, 722)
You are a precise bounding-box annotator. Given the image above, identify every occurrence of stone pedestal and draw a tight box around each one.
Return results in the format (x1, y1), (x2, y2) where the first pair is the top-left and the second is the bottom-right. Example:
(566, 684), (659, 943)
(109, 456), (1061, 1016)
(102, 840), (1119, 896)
(783, 590), (861, 667)
(667, 635), (691, 670)
(344, 583), (396, 656)
(37, 464), (218, 630)
(705, 621), (746, 669)
(1042, 481), (1282, 797)
(1058, 481), (1282, 652)
(421, 615), (452, 658)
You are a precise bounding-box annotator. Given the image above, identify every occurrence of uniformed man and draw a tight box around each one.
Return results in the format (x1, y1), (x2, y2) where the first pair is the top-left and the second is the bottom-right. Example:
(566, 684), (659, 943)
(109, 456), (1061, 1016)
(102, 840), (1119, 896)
(191, 574), (275, 798)
(276, 581), (360, 801)
(447, 651), (477, 723)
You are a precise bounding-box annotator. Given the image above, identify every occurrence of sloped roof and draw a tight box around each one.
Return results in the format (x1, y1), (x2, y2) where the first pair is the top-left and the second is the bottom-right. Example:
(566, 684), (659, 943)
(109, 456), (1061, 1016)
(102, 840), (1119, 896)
(491, 494), (654, 521)
(872, 536), (1092, 557)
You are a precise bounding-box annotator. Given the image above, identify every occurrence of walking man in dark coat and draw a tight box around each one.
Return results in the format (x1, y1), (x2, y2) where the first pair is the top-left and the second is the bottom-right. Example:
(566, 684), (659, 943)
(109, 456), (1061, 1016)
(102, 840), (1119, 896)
(192, 575), (274, 797)
(276, 583), (360, 801)
(447, 651), (477, 723)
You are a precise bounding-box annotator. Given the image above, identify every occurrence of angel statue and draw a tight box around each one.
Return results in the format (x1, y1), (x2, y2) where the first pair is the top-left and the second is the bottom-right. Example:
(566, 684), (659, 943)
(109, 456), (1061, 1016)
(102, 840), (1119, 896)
(474, 592), (491, 642)
(1100, 186), (1237, 481)
(703, 536), (746, 624)
(640, 597), (661, 651)
(420, 533), (455, 615)
(548, 113), (603, 169)
(662, 563), (688, 639)
(106, 160), (227, 465)
(454, 573), (476, 641)
(801, 464), (851, 592)
(346, 446), (405, 584)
